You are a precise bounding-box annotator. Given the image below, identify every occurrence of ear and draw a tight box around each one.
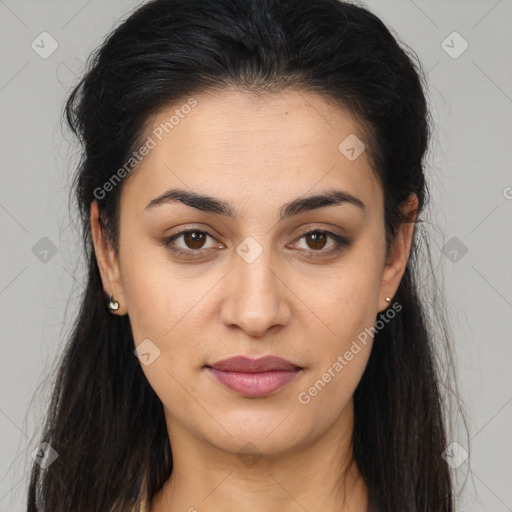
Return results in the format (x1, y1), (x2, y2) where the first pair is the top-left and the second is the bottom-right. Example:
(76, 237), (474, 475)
(378, 193), (418, 312)
(90, 200), (127, 315)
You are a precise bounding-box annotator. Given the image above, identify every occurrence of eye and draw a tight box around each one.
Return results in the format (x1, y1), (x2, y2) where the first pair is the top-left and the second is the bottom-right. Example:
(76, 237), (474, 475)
(292, 229), (350, 257)
(161, 229), (221, 257)
(161, 228), (350, 259)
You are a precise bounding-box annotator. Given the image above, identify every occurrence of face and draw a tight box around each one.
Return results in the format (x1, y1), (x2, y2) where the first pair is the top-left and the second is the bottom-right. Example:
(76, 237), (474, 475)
(92, 87), (415, 459)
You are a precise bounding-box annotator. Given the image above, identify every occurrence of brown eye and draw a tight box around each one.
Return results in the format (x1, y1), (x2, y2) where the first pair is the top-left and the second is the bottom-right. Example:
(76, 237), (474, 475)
(162, 229), (219, 257)
(305, 231), (328, 250)
(162, 228), (349, 260)
(182, 231), (207, 249)
(293, 229), (350, 258)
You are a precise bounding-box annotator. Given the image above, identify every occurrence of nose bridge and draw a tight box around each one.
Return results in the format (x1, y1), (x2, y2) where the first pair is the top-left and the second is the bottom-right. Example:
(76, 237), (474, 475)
(236, 242), (276, 296)
(221, 236), (290, 335)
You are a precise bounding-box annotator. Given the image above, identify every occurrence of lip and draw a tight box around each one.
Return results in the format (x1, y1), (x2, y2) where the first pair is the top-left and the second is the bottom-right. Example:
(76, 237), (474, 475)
(205, 356), (303, 397)
(207, 355), (301, 372)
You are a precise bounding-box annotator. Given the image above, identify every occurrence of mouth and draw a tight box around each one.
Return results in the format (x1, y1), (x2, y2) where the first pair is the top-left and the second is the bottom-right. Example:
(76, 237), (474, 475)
(204, 355), (303, 397)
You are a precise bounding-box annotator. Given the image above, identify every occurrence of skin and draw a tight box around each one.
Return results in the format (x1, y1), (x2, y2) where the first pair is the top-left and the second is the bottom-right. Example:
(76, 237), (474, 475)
(91, 87), (418, 512)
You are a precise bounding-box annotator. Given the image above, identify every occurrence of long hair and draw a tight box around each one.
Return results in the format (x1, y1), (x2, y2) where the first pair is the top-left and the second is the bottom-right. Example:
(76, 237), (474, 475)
(26, 0), (468, 510)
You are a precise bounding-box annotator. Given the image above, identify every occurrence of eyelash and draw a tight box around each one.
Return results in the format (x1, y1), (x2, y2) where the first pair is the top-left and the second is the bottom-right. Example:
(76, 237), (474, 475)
(161, 228), (350, 259)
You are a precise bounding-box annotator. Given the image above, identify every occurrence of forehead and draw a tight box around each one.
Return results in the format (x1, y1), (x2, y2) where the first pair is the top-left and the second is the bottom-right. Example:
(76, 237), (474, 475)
(122, 87), (382, 219)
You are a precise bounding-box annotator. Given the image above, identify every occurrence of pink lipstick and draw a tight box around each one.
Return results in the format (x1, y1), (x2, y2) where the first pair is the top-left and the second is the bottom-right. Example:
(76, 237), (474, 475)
(205, 355), (302, 397)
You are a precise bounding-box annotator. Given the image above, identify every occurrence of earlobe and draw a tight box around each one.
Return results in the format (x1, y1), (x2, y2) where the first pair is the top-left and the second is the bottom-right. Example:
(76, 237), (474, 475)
(90, 201), (127, 315)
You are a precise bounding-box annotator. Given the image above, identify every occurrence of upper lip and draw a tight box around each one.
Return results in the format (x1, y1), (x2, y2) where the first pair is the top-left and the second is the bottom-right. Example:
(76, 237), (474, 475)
(206, 355), (301, 372)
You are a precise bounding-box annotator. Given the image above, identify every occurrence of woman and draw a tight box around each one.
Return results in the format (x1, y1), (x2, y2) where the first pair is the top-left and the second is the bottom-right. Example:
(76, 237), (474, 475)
(27, 0), (468, 510)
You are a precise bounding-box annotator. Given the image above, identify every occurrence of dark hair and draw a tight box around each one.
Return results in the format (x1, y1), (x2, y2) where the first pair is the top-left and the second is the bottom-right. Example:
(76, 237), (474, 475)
(26, 0), (469, 510)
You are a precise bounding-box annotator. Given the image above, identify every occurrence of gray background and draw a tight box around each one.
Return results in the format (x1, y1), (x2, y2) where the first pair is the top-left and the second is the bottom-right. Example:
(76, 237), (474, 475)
(0, 0), (511, 510)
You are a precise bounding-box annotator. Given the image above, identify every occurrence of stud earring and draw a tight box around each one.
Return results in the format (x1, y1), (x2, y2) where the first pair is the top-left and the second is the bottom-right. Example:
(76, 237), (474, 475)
(385, 297), (391, 303)
(107, 293), (119, 312)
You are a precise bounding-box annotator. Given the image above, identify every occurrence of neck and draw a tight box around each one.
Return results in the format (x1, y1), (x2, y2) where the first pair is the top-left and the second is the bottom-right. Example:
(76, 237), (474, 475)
(150, 399), (369, 512)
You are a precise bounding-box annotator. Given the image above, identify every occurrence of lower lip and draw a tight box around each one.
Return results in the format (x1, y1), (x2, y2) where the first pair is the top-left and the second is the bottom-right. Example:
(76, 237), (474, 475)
(206, 367), (301, 397)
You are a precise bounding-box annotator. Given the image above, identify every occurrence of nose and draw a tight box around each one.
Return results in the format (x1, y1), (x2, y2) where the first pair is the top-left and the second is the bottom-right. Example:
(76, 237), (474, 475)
(219, 249), (292, 338)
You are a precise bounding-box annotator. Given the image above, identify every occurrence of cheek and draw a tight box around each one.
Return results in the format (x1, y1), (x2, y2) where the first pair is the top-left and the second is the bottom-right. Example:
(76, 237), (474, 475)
(120, 246), (211, 413)
(302, 251), (382, 343)
(294, 248), (382, 396)
(294, 276), (379, 425)
(120, 240), (223, 373)
(119, 238), (191, 335)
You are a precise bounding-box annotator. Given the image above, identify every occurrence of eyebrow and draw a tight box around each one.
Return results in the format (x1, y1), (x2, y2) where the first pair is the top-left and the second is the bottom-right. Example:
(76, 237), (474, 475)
(144, 187), (366, 220)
